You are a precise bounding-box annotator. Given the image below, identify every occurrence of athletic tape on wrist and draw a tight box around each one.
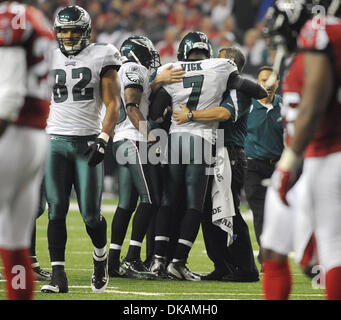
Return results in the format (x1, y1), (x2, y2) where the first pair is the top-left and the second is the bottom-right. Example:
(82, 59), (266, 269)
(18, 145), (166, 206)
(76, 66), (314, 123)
(278, 147), (298, 171)
(98, 132), (110, 143)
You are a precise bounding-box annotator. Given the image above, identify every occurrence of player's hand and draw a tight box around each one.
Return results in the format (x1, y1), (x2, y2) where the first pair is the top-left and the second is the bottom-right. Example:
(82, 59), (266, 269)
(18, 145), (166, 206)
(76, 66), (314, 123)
(157, 64), (185, 84)
(173, 104), (190, 124)
(271, 166), (291, 206)
(85, 134), (108, 167)
(271, 147), (300, 206)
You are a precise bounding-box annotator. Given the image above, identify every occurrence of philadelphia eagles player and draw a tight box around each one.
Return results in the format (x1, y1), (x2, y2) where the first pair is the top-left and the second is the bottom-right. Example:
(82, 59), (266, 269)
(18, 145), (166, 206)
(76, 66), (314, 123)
(41, 5), (121, 293)
(149, 31), (267, 280)
(108, 35), (185, 279)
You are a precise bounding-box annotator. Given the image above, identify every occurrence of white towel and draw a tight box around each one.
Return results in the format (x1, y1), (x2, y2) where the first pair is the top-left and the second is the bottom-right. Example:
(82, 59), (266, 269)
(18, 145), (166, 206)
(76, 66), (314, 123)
(211, 146), (235, 247)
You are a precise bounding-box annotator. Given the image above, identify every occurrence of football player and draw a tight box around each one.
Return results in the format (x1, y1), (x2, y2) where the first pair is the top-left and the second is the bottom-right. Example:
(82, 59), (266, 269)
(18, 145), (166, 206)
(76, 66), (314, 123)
(41, 5), (121, 293)
(0, 0), (54, 299)
(262, 0), (341, 300)
(148, 32), (267, 280)
(108, 35), (184, 279)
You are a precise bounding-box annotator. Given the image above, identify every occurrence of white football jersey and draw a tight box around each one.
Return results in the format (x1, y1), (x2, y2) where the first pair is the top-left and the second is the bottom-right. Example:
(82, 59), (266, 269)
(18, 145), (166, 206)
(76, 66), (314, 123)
(159, 58), (238, 144)
(113, 62), (151, 142)
(46, 43), (121, 136)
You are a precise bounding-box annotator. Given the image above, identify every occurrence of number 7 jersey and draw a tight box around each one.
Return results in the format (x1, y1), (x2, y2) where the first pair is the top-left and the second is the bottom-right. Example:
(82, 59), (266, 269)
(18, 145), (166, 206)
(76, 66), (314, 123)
(159, 58), (237, 144)
(47, 43), (121, 136)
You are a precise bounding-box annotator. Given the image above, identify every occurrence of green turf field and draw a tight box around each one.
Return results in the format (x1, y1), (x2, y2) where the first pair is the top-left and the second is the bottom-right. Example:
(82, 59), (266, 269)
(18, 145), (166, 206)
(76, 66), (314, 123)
(0, 196), (325, 300)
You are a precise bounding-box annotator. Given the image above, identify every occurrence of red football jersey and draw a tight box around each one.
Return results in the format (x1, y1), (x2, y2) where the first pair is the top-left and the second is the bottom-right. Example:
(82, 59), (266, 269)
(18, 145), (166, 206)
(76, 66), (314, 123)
(0, 2), (54, 129)
(297, 17), (341, 157)
(281, 54), (304, 147)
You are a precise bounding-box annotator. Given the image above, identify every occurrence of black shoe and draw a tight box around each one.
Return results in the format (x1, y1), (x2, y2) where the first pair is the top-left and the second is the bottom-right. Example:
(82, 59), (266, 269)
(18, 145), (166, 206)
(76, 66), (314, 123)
(167, 260), (201, 281)
(120, 258), (157, 280)
(201, 269), (228, 281)
(221, 271), (259, 282)
(33, 266), (52, 281)
(41, 267), (68, 293)
(91, 253), (109, 292)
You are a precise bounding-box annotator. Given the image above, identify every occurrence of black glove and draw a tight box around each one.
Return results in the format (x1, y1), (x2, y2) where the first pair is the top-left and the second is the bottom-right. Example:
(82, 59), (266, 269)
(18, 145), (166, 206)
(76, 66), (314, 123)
(84, 137), (108, 167)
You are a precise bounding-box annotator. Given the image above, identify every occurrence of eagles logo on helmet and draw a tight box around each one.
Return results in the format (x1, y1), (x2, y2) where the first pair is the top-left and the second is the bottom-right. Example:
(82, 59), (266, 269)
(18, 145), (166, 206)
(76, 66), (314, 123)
(120, 36), (161, 70)
(54, 5), (91, 56)
(177, 31), (213, 61)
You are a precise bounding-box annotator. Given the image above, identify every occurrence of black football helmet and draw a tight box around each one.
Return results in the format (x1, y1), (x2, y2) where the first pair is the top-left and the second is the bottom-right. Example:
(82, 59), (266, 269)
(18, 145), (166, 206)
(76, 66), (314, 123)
(177, 31), (213, 61)
(263, 0), (312, 52)
(54, 5), (91, 56)
(120, 36), (161, 70)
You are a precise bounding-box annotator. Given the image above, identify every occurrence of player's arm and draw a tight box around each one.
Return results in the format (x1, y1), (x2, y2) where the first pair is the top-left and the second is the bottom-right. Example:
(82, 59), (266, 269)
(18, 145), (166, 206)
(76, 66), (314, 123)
(125, 86), (151, 140)
(228, 71), (267, 99)
(150, 65), (185, 92)
(173, 105), (231, 124)
(101, 68), (121, 138)
(288, 52), (333, 155)
(273, 52), (333, 205)
(0, 47), (27, 138)
(85, 68), (121, 167)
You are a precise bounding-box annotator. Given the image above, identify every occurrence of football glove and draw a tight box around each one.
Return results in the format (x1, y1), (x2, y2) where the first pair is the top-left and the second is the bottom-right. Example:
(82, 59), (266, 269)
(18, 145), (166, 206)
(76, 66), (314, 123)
(85, 132), (109, 167)
(271, 147), (301, 206)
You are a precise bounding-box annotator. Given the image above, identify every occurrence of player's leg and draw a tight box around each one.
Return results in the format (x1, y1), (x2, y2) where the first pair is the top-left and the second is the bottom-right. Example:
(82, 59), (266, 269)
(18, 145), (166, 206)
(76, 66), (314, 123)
(73, 136), (108, 292)
(293, 173), (317, 279)
(0, 127), (48, 299)
(308, 154), (341, 300)
(119, 141), (160, 279)
(261, 180), (296, 300)
(41, 136), (74, 294)
(152, 134), (185, 261)
(167, 134), (210, 281)
(30, 177), (51, 281)
(109, 140), (138, 277)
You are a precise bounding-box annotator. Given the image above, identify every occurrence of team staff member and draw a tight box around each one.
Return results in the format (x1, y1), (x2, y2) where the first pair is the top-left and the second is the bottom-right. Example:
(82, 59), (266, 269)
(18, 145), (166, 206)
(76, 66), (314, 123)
(244, 66), (283, 268)
(202, 48), (260, 282)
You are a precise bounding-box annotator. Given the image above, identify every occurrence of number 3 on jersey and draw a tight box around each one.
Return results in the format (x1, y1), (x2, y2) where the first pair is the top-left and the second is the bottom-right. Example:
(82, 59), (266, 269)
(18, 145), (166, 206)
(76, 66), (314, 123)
(53, 67), (94, 103)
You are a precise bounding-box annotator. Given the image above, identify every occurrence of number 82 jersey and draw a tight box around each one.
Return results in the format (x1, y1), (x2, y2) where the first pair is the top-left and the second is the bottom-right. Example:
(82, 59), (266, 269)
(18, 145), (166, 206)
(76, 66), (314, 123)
(47, 43), (121, 136)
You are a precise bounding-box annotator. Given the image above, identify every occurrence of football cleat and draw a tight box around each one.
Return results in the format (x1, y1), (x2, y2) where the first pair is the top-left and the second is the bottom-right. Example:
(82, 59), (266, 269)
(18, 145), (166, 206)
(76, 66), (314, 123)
(167, 260), (201, 281)
(33, 266), (52, 281)
(91, 253), (109, 292)
(41, 268), (68, 293)
(149, 256), (169, 279)
(120, 258), (157, 280)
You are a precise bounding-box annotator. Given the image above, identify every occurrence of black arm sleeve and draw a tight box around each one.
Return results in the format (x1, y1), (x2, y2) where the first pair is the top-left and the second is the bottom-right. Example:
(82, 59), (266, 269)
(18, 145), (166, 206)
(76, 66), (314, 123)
(149, 87), (172, 121)
(228, 71), (268, 99)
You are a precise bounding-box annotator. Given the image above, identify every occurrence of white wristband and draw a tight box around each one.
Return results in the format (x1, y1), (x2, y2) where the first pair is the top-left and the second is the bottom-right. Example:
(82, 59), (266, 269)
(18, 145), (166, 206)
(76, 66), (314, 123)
(278, 147), (299, 171)
(98, 132), (110, 143)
